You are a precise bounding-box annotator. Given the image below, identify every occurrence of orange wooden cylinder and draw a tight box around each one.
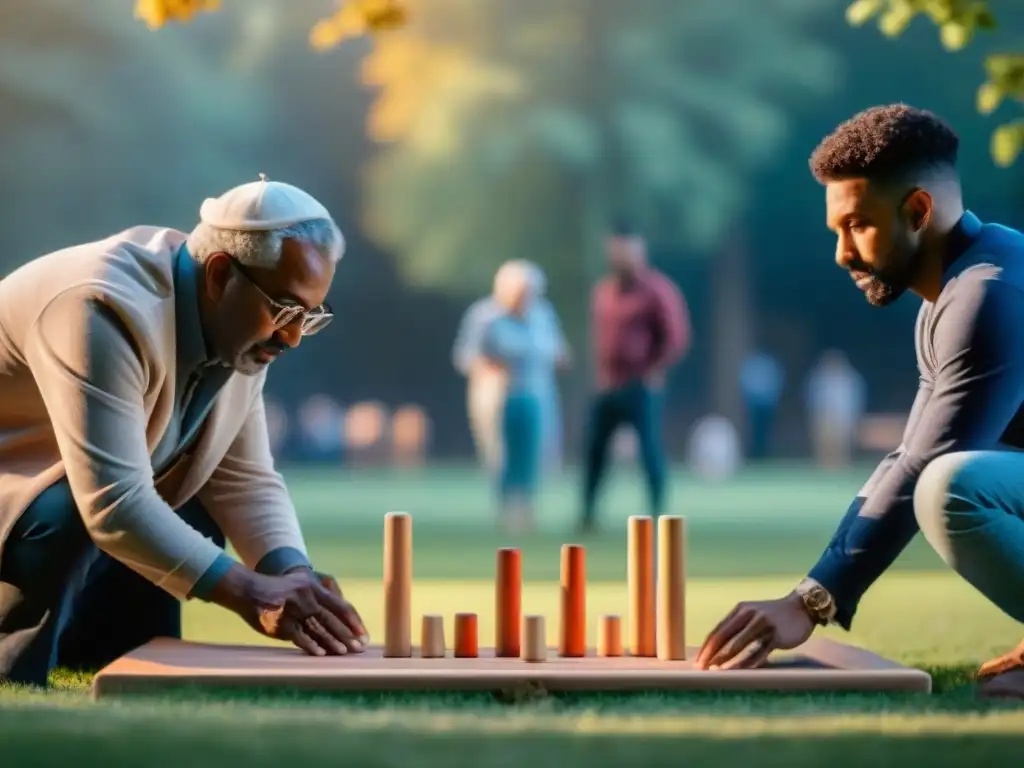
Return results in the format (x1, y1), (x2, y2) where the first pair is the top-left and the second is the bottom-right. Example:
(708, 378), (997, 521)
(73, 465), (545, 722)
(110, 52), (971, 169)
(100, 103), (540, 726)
(496, 548), (522, 657)
(559, 544), (586, 657)
(598, 614), (623, 657)
(454, 612), (478, 658)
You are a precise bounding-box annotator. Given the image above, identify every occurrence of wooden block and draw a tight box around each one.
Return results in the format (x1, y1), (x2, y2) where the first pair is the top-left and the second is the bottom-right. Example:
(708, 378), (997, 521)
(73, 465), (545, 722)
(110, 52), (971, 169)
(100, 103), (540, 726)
(454, 612), (478, 658)
(522, 615), (547, 662)
(496, 548), (521, 657)
(657, 515), (686, 661)
(627, 515), (655, 657)
(383, 511), (412, 657)
(420, 614), (445, 658)
(91, 637), (934, 698)
(559, 544), (586, 657)
(597, 614), (623, 657)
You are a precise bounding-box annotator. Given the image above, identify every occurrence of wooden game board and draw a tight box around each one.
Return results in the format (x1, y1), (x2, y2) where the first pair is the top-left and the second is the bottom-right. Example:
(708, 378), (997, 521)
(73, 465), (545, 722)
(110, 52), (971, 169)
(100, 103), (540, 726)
(90, 636), (932, 698)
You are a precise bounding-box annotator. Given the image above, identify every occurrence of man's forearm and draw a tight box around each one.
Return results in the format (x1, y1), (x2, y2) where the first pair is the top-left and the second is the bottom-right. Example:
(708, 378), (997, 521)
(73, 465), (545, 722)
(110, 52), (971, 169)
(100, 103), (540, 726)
(79, 480), (239, 600)
(200, 559), (258, 617)
(807, 494), (921, 629)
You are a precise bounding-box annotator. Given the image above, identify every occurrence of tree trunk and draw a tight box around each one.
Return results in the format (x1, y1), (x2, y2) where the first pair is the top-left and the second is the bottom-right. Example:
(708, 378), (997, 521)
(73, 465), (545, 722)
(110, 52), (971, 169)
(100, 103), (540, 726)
(710, 235), (752, 432)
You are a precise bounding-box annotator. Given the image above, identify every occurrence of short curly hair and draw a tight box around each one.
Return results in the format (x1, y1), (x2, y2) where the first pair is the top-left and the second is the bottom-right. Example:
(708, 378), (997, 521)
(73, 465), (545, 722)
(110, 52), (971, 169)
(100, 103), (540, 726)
(809, 103), (959, 185)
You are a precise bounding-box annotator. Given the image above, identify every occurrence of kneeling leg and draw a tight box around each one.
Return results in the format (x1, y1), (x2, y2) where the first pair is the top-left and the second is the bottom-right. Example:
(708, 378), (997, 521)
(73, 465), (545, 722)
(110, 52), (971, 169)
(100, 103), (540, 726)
(915, 450), (1024, 624)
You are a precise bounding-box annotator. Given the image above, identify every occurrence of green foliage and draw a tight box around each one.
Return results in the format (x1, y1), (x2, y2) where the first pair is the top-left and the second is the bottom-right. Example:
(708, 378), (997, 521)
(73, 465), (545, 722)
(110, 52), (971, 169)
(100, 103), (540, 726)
(0, 0), (274, 260)
(357, 0), (842, 312)
(845, 0), (1022, 166)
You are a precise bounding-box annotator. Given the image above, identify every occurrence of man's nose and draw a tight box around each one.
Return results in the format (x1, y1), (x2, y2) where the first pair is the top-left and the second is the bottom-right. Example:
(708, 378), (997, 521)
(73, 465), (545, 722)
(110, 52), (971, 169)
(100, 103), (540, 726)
(834, 235), (856, 269)
(275, 321), (304, 349)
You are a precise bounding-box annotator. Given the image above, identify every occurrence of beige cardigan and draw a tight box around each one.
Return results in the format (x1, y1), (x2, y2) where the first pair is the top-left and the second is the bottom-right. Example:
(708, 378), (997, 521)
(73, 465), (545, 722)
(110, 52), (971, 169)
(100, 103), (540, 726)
(0, 226), (308, 599)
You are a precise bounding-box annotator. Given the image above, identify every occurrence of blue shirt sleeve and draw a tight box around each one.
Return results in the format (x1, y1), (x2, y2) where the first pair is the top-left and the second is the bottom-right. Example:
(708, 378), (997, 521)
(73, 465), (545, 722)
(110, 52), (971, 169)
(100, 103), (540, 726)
(808, 274), (1024, 628)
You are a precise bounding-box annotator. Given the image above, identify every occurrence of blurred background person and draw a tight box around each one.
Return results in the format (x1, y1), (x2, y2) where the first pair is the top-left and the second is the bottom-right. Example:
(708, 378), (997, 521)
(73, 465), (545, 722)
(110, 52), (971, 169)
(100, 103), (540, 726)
(295, 394), (346, 464)
(806, 349), (866, 469)
(452, 287), (506, 480)
(478, 260), (564, 532)
(580, 222), (691, 533)
(739, 348), (785, 461)
(453, 261), (569, 491)
(523, 262), (571, 476)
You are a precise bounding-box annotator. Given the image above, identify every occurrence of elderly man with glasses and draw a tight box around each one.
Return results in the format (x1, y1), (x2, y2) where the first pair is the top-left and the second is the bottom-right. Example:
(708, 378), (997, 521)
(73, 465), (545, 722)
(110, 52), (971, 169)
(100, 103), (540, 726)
(0, 175), (368, 687)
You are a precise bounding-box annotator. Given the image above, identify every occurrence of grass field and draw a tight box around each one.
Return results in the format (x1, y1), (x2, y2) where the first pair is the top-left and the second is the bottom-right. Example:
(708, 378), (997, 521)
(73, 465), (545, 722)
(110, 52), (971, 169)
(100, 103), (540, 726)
(4, 462), (1024, 766)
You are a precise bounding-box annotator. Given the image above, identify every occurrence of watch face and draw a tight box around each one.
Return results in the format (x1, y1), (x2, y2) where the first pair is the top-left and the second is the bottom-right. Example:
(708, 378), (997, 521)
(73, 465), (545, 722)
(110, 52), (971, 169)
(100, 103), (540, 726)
(805, 587), (831, 611)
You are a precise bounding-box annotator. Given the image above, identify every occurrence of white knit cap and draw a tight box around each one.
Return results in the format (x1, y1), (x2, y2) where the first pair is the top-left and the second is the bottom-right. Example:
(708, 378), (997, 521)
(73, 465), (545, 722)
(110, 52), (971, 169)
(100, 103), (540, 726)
(199, 173), (333, 231)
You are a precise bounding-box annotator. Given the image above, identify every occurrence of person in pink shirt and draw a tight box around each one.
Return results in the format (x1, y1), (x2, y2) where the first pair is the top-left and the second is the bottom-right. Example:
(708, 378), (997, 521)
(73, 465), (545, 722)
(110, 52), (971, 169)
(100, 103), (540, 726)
(580, 221), (691, 532)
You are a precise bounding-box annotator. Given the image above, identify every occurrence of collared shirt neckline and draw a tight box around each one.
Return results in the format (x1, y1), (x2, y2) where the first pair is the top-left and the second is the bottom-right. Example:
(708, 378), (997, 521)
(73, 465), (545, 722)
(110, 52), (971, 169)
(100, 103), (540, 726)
(173, 244), (221, 373)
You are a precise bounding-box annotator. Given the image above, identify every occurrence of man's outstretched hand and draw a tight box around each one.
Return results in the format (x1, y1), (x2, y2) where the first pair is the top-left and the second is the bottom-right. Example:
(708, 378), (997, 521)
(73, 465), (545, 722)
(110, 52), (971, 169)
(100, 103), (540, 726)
(227, 566), (369, 657)
(694, 592), (816, 670)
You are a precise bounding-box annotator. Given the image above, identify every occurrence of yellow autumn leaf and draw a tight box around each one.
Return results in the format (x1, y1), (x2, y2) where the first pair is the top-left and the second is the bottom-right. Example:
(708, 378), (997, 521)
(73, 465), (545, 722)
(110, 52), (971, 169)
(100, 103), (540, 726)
(878, 3), (915, 37)
(134, 0), (220, 30)
(357, 0), (409, 31)
(976, 81), (1004, 114)
(310, 0), (408, 50)
(310, 14), (367, 50)
(844, 0), (883, 27)
(938, 20), (972, 50)
(991, 122), (1024, 168)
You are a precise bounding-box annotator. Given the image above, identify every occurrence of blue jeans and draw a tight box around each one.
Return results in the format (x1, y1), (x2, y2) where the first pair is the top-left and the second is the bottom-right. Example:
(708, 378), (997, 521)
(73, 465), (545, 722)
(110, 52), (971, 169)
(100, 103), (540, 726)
(0, 478), (224, 687)
(500, 392), (543, 506)
(915, 450), (1024, 623)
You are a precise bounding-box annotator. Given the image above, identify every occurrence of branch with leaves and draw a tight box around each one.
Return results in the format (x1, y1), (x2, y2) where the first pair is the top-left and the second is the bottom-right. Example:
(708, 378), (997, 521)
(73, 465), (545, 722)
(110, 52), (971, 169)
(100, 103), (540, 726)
(134, 0), (408, 46)
(845, 0), (1023, 166)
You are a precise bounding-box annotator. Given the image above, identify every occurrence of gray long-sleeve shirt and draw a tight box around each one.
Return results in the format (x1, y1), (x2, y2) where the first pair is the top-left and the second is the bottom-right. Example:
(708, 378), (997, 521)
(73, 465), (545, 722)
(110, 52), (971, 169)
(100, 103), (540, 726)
(808, 211), (1024, 628)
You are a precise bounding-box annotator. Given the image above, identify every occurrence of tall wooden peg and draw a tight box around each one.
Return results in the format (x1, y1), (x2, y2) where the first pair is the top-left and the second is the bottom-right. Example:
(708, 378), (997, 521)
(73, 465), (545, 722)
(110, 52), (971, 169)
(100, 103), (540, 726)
(383, 511), (412, 657)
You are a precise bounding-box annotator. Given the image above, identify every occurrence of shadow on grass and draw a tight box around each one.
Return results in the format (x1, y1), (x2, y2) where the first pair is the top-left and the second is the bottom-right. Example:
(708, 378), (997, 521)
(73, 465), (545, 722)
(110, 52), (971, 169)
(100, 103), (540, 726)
(3, 664), (1023, 767)
(1, 708), (1024, 768)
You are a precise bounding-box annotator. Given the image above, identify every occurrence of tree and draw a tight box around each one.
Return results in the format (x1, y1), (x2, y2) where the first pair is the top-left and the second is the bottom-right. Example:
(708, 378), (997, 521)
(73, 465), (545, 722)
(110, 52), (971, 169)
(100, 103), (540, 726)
(0, 1), (274, 269)
(131, 1), (841, 309)
(354, 1), (842, 313)
(845, 0), (1024, 166)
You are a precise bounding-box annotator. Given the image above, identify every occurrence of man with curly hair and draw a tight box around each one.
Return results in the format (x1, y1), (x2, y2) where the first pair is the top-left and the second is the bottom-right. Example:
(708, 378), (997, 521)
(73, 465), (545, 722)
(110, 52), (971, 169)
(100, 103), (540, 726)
(695, 103), (1024, 698)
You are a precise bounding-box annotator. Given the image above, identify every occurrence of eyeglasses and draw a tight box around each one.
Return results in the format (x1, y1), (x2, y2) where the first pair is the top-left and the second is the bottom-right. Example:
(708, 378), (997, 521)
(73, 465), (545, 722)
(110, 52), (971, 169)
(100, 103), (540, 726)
(229, 258), (334, 336)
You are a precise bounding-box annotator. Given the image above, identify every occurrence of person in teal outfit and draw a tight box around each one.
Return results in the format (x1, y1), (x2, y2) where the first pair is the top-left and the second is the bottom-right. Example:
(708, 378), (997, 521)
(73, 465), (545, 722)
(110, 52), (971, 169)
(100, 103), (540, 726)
(479, 260), (568, 532)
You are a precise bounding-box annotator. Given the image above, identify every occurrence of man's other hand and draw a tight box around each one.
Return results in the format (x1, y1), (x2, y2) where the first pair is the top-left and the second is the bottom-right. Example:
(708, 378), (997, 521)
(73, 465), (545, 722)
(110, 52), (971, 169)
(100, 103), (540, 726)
(694, 592), (816, 671)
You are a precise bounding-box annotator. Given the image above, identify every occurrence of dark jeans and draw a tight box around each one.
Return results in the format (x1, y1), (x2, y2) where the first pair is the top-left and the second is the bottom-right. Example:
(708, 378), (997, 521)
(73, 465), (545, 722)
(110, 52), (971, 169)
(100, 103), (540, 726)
(581, 380), (667, 525)
(0, 478), (223, 687)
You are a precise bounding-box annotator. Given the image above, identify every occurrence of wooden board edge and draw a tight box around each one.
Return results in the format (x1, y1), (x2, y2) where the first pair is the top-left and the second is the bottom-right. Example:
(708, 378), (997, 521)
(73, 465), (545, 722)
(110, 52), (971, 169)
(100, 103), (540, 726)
(91, 667), (932, 699)
(89, 637), (933, 699)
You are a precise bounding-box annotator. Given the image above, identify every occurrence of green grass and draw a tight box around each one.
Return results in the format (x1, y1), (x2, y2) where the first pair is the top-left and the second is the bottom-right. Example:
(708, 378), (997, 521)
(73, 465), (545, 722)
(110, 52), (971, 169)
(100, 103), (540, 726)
(4, 463), (1024, 766)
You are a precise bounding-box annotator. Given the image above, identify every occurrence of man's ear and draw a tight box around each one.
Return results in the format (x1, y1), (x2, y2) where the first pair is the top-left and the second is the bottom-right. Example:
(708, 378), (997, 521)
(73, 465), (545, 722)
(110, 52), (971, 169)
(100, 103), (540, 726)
(903, 188), (933, 232)
(203, 252), (232, 301)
